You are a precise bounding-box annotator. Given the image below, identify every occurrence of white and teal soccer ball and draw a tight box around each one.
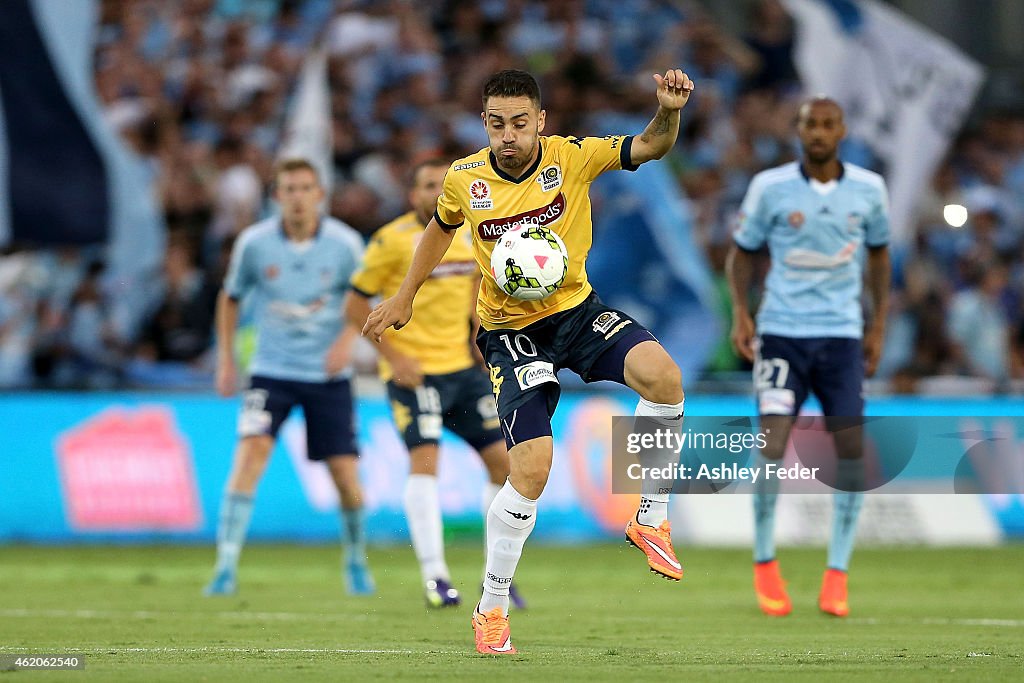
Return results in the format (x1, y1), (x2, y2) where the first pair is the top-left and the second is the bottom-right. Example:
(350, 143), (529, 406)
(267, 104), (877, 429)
(490, 224), (569, 301)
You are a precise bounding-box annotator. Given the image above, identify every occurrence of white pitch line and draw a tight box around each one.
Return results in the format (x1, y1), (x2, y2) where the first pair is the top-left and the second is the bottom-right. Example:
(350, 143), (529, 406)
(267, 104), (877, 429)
(0, 608), (369, 622)
(847, 617), (1024, 628)
(5, 609), (1022, 629)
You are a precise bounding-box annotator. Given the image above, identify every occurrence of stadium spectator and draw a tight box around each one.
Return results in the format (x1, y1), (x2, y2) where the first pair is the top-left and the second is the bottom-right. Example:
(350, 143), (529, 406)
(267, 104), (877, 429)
(136, 241), (216, 363)
(948, 260), (1013, 383)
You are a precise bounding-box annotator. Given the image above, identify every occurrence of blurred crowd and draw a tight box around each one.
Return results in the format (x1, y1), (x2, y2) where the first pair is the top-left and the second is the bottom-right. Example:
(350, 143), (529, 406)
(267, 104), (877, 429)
(2, 0), (1024, 393)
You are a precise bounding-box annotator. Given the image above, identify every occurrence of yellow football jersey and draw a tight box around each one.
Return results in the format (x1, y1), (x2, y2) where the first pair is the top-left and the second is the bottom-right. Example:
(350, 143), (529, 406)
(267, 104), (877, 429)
(435, 134), (637, 330)
(351, 211), (478, 380)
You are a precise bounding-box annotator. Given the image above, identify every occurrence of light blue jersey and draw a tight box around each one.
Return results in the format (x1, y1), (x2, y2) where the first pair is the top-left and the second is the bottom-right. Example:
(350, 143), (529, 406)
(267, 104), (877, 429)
(733, 162), (890, 339)
(224, 216), (364, 382)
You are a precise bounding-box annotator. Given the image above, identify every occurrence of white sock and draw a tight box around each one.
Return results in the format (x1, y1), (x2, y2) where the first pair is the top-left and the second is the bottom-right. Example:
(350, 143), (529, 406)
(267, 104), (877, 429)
(482, 481), (502, 558)
(479, 480), (536, 616)
(403, 474), (449, 582)
(634, 397), (684, 527)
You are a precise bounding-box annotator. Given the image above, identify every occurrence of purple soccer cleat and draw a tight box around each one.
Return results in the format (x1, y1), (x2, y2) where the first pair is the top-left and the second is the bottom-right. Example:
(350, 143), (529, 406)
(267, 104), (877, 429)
(425, 578), (461, 608)
(508, 582), (527, 610)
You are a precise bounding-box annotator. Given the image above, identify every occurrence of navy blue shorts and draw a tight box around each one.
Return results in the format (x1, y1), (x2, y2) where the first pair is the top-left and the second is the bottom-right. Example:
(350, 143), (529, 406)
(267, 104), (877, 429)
(238, 375), (358, 460)
(477, 292), (657, 422)
(754, 335), (864, 417)
(386, 367), (504, 451)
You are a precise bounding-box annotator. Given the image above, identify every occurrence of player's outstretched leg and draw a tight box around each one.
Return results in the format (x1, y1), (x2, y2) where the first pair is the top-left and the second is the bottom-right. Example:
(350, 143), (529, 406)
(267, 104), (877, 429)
(622, 342), (685, 581)
(204, 436), (271, 596)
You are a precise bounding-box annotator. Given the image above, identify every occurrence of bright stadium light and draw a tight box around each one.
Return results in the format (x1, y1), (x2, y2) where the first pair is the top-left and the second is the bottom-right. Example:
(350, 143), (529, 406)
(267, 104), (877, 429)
(943, 204), (968, 228)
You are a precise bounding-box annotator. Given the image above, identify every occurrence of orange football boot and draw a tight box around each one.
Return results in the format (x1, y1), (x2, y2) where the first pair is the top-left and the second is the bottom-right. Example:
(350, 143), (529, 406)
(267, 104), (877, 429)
(472, 606), (517, 655)
(625, 518), (683, 581)
(819, 568), (849, 617)
(754, 560), (792, 616)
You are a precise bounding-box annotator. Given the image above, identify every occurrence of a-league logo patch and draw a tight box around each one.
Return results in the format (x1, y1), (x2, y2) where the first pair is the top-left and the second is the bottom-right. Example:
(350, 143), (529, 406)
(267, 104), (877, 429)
(592, 311), (621, 334)
(469, 179), (493, 210)
(537, 165), (562, 192)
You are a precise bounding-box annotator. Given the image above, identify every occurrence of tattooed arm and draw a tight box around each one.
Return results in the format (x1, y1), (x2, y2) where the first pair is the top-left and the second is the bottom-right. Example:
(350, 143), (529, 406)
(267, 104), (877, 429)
(630, 69), (694, 165)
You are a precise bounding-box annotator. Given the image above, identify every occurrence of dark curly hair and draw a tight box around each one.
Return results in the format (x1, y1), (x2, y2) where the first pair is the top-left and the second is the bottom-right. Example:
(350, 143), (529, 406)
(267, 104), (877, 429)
(481, 70), (541, 109)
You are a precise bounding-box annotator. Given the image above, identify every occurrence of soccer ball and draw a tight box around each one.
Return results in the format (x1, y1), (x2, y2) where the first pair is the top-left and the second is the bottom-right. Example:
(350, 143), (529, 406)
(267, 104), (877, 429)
(490, 224), (569, 300)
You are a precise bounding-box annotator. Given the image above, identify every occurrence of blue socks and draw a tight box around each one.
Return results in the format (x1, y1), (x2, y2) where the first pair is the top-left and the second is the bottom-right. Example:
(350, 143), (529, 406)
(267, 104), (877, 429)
(828, 458), (865, 571)
(827, 491), (864, 571)
(213, 492), (254, 574)
(752, 451), (781, 563)
(341, 507), (368, 567)
(754, 450), (864, 571)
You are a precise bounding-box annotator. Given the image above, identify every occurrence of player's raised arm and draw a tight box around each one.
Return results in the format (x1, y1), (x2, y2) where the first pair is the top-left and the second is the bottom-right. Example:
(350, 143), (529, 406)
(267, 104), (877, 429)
(629, 69), (694, 165)
(362, 217), (456, 342)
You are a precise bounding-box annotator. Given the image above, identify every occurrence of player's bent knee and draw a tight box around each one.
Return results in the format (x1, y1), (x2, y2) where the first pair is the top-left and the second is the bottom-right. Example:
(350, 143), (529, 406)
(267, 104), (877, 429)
(508, 437), (553, 499)
(625, 343), (683, 404)
(640, 364), (684, 405)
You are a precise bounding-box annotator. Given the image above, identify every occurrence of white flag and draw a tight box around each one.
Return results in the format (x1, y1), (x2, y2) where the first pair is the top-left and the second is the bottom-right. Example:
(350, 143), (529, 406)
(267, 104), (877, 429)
(279, 48), (333, 197)
(783, 0), (984, 244)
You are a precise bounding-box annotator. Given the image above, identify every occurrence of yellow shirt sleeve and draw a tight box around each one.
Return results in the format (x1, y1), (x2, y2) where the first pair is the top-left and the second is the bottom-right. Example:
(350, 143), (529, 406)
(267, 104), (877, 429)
(349, 228), (398, 296)
(563, 134), (636, 182)
(435, 168), (465, 230)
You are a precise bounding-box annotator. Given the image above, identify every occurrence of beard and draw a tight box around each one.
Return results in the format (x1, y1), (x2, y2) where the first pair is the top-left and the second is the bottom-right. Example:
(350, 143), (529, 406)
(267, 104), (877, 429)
(494, 146), (528, 171)
(805, 145), (837, 164)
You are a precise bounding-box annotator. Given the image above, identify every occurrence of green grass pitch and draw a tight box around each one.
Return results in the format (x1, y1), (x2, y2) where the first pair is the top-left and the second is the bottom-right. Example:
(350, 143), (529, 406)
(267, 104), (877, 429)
(1, 543), (1021, 681)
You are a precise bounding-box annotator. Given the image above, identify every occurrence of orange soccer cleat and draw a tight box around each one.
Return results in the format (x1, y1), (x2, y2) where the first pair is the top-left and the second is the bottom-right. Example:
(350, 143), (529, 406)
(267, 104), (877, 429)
(819, 568), (850, 617)
(625, 518), (683, 581)
(753, 560), (792, 616)
(471, 606), (517, 655)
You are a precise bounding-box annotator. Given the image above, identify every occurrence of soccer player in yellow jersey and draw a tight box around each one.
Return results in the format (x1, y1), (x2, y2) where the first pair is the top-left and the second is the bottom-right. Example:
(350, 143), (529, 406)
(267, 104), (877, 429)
(365, 69), (694, 654)
(345, 159), (517, 609)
